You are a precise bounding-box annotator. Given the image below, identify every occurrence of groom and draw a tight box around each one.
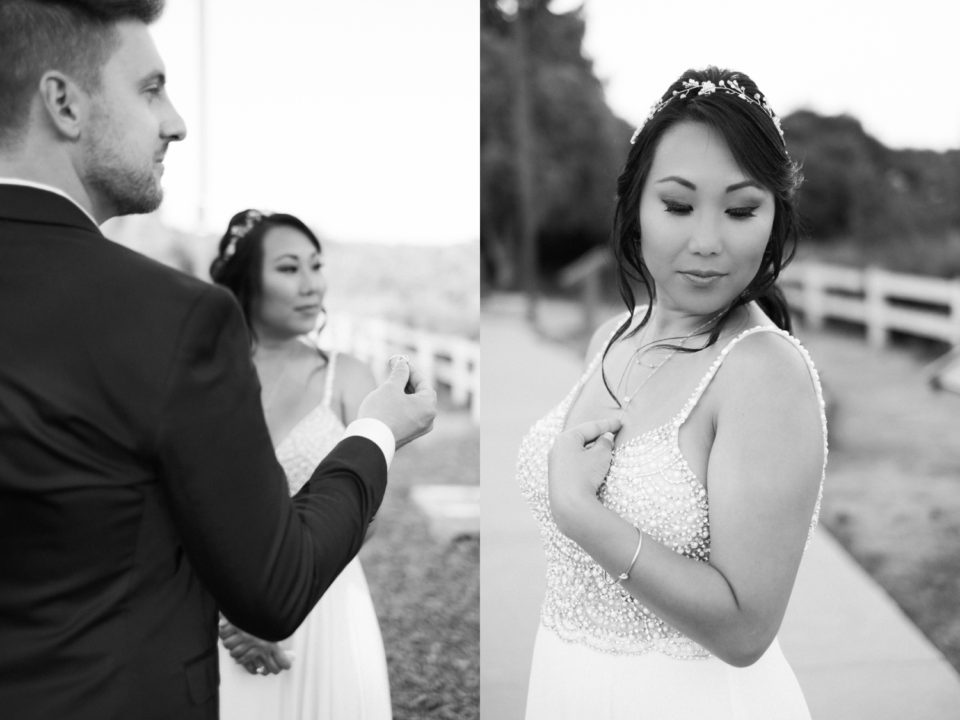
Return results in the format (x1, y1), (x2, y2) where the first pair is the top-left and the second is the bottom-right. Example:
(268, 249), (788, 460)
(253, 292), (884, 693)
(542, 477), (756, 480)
(0, 1), (436, 718)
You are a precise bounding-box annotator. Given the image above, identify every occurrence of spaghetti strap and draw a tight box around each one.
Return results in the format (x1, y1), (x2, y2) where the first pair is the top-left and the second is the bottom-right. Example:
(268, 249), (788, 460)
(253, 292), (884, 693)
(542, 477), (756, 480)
(676, 325), (825, 426)
(673, 325), (828, 544)
(322, 351), (337, 409)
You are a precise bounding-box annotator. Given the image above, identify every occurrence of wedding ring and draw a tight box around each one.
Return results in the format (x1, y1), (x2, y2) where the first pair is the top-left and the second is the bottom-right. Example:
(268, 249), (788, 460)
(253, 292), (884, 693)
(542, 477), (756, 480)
(255, 664), (266, 675)
(388, 354), (410, 366)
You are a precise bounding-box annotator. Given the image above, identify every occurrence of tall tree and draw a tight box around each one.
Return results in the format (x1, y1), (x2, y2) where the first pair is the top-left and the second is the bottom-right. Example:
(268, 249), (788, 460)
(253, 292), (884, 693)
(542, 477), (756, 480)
(785, 111), (960, 275)
(481, 0), (632, 289)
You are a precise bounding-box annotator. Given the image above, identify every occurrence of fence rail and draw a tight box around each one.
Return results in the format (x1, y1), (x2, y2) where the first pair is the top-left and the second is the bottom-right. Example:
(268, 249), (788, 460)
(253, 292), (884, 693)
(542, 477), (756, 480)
(321, 315), (479, 422)
(781, 262), (960, 347)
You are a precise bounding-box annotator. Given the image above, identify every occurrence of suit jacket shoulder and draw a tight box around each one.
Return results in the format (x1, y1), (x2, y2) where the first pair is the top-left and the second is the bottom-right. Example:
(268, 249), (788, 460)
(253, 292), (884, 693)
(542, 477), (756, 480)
(1, 186), (388, 719)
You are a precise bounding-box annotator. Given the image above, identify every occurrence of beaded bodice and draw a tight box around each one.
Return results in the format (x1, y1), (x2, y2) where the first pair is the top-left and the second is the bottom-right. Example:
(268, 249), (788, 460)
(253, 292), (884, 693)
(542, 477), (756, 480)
(275, 352), (344, 496)
(517, 323), (827, 658)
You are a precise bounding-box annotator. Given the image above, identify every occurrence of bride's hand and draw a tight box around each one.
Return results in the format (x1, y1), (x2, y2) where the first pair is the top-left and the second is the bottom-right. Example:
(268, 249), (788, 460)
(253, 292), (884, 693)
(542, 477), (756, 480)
(239, 645), (293, 676)
(548, 416), (622, 536)
(219, 620), (292, 675)
(240, 648), (282, 676)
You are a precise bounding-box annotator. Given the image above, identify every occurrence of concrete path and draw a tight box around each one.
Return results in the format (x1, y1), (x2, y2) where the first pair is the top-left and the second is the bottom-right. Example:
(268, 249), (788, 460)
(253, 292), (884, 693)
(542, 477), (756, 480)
(480, 294), (960, 719)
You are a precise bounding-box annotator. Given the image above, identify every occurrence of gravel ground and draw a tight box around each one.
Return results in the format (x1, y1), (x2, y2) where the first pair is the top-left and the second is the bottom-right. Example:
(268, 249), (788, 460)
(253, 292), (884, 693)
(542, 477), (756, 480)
(360, 407), (479, 720)
(800, 327), (960, 674)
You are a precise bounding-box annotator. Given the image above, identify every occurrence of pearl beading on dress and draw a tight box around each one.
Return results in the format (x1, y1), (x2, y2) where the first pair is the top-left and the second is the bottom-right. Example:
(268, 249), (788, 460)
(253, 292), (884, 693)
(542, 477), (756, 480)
(275, 352), (342, 496)
(517, 321), (828, 658)
(276, 406), (345, 495)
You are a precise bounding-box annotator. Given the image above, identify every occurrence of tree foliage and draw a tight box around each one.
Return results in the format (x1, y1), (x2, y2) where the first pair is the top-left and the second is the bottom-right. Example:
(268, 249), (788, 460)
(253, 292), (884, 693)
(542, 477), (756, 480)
(481, 0), (960, 282)
(481, 0), (632, 288)
(785, 111), (960, 241)
(785, 111), (960, 275)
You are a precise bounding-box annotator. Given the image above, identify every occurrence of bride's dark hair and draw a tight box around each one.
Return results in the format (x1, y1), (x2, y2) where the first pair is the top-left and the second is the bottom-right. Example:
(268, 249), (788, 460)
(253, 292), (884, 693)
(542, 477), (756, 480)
(210, 210), (324, 344)
(603, 66), (803, 402)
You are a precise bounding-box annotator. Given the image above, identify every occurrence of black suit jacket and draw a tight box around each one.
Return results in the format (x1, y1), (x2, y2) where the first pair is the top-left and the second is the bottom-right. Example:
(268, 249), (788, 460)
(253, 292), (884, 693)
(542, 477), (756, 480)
(0, 185), (387, 719)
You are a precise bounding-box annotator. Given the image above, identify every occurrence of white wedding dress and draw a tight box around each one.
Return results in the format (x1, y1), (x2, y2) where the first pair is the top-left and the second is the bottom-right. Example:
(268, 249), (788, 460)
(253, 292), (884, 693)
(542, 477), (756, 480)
(519, 324), (827, 719)
(219, 353), (392, 719)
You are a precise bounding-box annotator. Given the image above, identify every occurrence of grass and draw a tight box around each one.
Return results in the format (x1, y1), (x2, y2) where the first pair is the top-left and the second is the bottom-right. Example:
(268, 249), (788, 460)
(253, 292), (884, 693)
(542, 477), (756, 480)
(359, 404), (479, 720)
(798, 324), (960, 674)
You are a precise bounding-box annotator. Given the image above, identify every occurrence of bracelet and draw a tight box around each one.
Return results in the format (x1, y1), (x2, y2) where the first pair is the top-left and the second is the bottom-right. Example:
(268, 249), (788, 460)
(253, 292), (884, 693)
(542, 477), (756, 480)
(614, 527), (643, 584)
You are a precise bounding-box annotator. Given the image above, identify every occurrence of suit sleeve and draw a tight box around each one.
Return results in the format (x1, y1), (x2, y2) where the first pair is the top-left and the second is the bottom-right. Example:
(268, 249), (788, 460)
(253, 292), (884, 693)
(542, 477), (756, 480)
(154, 286), (387, 640)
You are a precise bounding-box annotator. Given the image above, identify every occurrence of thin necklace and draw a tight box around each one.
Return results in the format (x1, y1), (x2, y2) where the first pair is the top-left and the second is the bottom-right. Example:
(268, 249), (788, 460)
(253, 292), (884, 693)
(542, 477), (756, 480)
(257, 345), (298, 411)
(616, 316), (716, 406)
(635, 343), (666, 369)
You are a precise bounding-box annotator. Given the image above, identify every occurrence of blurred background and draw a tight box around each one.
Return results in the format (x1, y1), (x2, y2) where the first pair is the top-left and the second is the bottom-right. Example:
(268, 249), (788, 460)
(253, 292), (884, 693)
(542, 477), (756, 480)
(104, 2), (480, 718)
(481, 0), (960, 717)
(123, 0), (479, 339)
(481, 0), (960, 289)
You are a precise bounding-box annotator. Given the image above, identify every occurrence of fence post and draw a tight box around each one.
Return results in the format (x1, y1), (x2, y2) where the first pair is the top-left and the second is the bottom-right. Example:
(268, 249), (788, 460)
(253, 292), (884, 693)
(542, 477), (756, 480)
(471, 375), (480, 424)
(950, 279), (960, 345)
(415, 330), (437, 390)
(450, 338), (470, 406)
(324, 315), (478, 421)
(803, 262), (824, 330)
(864, 266), (887, 348)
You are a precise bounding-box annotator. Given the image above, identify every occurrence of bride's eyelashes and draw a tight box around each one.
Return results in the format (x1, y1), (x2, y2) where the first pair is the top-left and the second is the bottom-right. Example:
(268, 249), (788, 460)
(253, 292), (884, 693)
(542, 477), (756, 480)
(663, 199), (692, 215)
(272, 257), (323, 274)
(661, 200), (760, 219)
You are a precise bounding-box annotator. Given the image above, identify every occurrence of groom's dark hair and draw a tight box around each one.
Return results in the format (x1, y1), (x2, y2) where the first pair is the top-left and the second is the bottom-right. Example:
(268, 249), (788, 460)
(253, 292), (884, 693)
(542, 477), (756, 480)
(0, 0), (165, 145)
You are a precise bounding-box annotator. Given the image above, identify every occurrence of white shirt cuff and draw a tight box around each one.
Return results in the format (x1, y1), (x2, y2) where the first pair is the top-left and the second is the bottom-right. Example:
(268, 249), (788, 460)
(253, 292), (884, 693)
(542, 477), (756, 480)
(343, 418), (396, 468)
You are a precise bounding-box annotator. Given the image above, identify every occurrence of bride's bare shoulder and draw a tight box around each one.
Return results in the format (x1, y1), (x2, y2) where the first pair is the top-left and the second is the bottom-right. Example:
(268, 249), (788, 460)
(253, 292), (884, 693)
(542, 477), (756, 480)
(332, 352), (376, 393)
(584, 310), (635, 363)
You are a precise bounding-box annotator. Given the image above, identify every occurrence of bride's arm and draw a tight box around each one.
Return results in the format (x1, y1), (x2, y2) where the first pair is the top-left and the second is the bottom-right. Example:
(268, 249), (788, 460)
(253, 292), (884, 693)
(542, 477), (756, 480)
(336, 353), (378, 426)
(549, 332), (824, 667)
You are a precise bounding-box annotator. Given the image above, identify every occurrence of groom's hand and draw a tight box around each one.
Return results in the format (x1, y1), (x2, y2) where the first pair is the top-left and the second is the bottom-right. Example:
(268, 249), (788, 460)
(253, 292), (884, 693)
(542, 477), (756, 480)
(358, 356), (436, 449)
(220, 621), (292, 675)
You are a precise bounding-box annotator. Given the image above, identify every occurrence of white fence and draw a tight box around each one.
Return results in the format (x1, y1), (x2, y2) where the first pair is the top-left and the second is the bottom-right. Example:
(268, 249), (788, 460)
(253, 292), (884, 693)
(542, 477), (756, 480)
(321, 315), (479, 423)
(781, 261), (960, 347)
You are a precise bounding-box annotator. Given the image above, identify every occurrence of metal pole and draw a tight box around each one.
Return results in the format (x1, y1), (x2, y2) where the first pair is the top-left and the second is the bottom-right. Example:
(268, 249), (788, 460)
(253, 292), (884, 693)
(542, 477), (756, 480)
(196, 0), (208, 232)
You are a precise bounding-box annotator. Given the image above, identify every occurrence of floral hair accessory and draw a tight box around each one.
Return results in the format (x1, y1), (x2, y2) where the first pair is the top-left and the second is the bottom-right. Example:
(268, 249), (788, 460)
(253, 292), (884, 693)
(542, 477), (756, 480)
(222, 209), (265, 260)
(630, 77), (784, 145)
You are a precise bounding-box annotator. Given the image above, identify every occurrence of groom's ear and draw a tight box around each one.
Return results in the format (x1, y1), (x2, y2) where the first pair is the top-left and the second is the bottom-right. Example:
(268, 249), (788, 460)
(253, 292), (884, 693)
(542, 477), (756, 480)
(37, 71), (90, 141)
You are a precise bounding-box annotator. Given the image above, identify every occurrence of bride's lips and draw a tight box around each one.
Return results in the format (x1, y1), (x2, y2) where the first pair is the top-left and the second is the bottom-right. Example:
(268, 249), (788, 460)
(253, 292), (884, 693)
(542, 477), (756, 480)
(679, 270), (727, 287)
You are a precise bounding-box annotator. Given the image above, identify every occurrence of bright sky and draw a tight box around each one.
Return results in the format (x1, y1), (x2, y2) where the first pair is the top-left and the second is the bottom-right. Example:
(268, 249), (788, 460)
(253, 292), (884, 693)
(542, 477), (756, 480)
(549, 0), (960, 153)
(152, 0), (478, 244)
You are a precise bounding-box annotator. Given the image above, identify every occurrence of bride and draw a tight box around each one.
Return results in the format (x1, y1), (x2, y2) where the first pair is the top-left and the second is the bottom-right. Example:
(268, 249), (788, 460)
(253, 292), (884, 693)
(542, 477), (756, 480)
(210, 209), (392, 719)
(519, 67), (826, 718)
